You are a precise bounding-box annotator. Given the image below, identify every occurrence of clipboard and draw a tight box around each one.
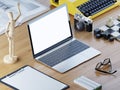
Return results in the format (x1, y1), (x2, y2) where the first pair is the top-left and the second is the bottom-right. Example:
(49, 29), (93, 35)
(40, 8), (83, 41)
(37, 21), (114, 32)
(0, 65), (69, 90)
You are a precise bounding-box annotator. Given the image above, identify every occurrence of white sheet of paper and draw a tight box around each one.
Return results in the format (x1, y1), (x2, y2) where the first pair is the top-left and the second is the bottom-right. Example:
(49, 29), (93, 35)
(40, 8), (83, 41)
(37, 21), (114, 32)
(0, 0), (49, 35)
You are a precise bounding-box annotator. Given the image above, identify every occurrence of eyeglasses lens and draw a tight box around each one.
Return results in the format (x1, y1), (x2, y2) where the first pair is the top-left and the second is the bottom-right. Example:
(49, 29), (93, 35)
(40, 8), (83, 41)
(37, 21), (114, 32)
(103, 58), (110, 65)
(96, 62), (102, 69)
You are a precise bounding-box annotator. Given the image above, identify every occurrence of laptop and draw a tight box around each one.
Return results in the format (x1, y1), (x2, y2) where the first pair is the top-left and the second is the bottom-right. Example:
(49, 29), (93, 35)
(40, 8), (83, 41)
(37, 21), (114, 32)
(27, 4), (101, 73)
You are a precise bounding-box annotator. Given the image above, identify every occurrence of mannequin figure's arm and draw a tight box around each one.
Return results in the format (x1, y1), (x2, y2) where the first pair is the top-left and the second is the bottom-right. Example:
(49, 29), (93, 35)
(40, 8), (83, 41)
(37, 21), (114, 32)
(15, 3), (21, 22)
(5, 22), (10, 38)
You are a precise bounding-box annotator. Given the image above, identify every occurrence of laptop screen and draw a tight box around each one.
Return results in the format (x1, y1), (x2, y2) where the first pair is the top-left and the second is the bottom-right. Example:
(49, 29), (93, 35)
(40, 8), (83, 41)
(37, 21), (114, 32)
(28, 4), (72, 57)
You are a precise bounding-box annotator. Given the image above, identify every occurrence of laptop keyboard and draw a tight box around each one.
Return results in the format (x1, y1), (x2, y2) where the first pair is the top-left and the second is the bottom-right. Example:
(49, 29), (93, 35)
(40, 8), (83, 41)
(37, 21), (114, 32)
(39, 40), (89, 67)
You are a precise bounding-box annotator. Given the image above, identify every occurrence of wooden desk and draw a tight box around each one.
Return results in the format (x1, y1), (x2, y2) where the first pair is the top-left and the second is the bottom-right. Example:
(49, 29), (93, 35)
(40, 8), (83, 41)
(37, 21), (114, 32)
(1, 2), (120, 90)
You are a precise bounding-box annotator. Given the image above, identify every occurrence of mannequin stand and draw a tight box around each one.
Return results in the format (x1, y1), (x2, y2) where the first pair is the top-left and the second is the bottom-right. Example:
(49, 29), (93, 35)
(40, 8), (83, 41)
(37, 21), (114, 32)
(3, 55), (18, 64)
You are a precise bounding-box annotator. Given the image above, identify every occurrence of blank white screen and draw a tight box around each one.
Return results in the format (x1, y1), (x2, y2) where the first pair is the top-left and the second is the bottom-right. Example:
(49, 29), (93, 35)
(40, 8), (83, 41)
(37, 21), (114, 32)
(29, 5), (71, 54)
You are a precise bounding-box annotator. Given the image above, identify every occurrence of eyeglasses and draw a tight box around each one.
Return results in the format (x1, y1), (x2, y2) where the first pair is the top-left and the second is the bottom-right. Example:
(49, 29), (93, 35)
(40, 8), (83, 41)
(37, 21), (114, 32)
(95, 58), (117, 74)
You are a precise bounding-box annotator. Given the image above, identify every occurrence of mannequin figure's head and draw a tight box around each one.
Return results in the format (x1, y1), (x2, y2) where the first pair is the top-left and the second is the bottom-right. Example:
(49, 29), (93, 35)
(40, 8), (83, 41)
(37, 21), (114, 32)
(7, 12), (13, 21)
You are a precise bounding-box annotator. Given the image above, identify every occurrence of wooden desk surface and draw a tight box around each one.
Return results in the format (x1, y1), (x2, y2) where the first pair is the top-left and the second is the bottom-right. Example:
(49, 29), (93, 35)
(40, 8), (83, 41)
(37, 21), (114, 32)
(1, 1), (120, 90)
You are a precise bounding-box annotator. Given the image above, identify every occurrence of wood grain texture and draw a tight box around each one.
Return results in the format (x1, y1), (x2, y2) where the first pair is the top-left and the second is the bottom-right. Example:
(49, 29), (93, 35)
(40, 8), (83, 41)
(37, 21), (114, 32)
(0, 1), (120, 90)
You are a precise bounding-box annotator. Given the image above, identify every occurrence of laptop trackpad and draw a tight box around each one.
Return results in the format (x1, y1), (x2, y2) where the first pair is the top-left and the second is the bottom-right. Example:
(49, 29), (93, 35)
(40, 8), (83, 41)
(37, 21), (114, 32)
(53, 47), (101, 73)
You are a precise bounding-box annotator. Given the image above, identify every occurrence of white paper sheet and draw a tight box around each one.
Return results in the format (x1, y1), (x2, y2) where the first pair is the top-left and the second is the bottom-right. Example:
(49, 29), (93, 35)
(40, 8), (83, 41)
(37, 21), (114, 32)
(0, 0), (49, 35)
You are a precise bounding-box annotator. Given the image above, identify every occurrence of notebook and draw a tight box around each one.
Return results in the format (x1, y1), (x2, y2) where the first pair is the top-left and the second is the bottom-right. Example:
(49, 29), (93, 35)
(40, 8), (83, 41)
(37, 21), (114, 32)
(27, 4), (101, 73)
(0, 65), (69, 90)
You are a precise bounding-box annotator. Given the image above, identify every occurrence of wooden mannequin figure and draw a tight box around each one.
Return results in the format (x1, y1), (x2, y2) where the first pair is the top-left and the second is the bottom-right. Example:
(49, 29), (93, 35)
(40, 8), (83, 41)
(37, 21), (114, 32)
(3, 3), (21, 64)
